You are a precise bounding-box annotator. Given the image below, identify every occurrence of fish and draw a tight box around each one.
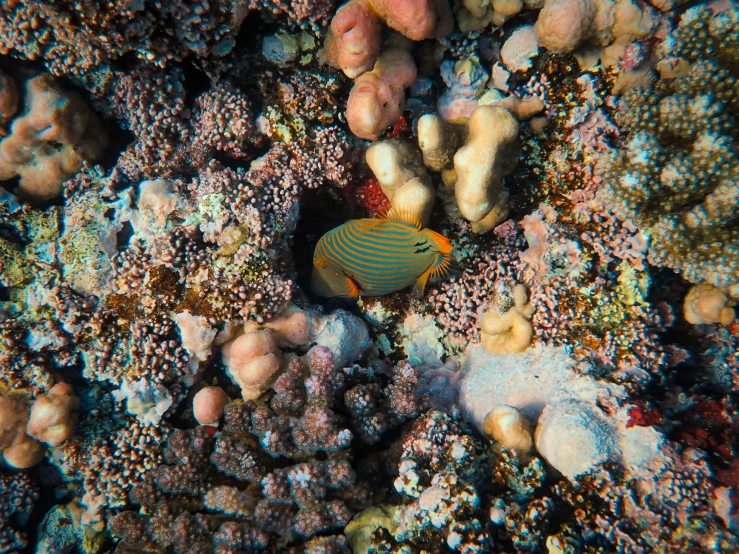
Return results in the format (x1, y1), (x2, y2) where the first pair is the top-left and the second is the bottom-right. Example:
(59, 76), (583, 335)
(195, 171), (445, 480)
(311, 213), (453, 298)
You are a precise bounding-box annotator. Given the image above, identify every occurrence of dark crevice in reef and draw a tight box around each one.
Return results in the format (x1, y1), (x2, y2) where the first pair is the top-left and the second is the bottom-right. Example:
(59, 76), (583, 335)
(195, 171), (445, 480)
(292, 186), (359, 309)
(96, 118), (136, 173)
(181, 59), (212, 103)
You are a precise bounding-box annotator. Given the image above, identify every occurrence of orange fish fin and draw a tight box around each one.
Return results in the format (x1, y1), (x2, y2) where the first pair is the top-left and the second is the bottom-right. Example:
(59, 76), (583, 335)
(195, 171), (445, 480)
(380, 207), (422, 230)
(413, 265), (434, 297)
(342, 273), (361, 298)
(352, 217), (385, 234)
(429, 256), (452, 280)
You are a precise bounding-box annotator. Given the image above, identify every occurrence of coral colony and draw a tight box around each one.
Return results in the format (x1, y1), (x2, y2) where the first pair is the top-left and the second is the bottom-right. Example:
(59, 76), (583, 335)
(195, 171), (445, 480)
(1, 0), (739, 553)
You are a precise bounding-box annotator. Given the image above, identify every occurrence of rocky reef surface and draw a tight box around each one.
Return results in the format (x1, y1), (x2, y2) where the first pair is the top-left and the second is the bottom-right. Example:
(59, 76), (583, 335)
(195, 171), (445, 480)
(0, 0), (738, 553)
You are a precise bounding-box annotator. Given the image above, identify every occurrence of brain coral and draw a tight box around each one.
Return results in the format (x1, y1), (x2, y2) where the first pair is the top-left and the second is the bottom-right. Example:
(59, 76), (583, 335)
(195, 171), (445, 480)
(597, 6), (739, 289)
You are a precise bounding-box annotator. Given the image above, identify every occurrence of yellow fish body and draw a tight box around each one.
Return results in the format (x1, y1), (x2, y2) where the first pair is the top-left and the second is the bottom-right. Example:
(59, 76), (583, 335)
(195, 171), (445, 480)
(312, 217), (453, 298)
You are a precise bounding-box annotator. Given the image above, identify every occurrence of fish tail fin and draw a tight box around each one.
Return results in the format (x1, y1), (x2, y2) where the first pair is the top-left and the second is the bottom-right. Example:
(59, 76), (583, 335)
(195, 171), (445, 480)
(414, 252), (453, 297)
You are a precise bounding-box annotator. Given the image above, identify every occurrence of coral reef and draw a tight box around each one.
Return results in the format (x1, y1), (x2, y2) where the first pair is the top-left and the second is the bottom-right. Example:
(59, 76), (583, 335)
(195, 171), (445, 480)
(598, 6), (739, 290)
(1, 0), (738, 552)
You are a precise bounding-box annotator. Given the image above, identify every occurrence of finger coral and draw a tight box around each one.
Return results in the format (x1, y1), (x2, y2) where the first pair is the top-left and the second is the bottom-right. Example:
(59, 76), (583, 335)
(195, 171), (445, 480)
(365, 138), (435, 226)
(323, 0), (452, 78)
(479, 283), (535, 354)
(345, 48), (418, 140)
(598, 6), (739, 291)
(415, 106), (520, 233)
(0, 73), (106, 201)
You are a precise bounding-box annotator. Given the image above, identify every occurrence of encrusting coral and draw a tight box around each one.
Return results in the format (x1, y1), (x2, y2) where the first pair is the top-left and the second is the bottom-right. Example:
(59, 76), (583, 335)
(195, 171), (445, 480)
(455, 0), (526, 32)
(598, 6), (739, 291)
(0, 73), (106, 201)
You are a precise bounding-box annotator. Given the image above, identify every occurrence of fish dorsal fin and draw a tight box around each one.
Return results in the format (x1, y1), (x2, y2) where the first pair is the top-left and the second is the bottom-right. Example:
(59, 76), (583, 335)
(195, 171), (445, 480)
(378, 207), (422, 230)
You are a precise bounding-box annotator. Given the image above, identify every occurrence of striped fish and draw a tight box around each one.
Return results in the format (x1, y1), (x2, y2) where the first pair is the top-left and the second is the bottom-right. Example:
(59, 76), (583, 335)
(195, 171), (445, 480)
(312, 216), (453, 298)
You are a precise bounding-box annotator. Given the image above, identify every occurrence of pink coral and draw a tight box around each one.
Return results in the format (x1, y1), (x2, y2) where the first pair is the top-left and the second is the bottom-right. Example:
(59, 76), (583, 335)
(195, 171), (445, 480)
(0, 74), (106, 201)
(193, 386), (231, 426)
(323, 0), (451, 78)
(346, 49), (417, 140)
(26, 382), (79, 447)
(323, 0), (382, 79)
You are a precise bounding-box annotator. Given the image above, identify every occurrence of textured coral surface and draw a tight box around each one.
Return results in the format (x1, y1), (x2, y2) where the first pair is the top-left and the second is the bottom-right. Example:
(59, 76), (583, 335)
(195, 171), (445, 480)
(1, 1), (738, 553)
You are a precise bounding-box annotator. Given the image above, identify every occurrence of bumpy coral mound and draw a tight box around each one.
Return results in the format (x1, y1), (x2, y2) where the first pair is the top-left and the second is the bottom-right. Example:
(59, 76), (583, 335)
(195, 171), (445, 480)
(0, 395), (44, 469)
(192, 386), (231, 426)
(222, 328), (284, 401)
(323, 0), (383, 78)
(415, 106), (520, 233)
(26, 382), (79, 447)
(479, 284), (535, 354)
(345, 48), (418, 140)
(684, 284), (736, 326)
(365, 138), (435, 226)
(454, 105), (519, 232)
(324, 0), (452, 77)
(534, 0), (660, 60)
(0, 74), (106, 201)
(598, 6), (739, 289)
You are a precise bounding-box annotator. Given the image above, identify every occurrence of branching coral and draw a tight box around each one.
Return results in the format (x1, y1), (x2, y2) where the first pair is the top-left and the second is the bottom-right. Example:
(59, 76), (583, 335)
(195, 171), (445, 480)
(598, 6), (739, 290)
(109, 347), (426, 551)
(0, 471), (38, 553)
